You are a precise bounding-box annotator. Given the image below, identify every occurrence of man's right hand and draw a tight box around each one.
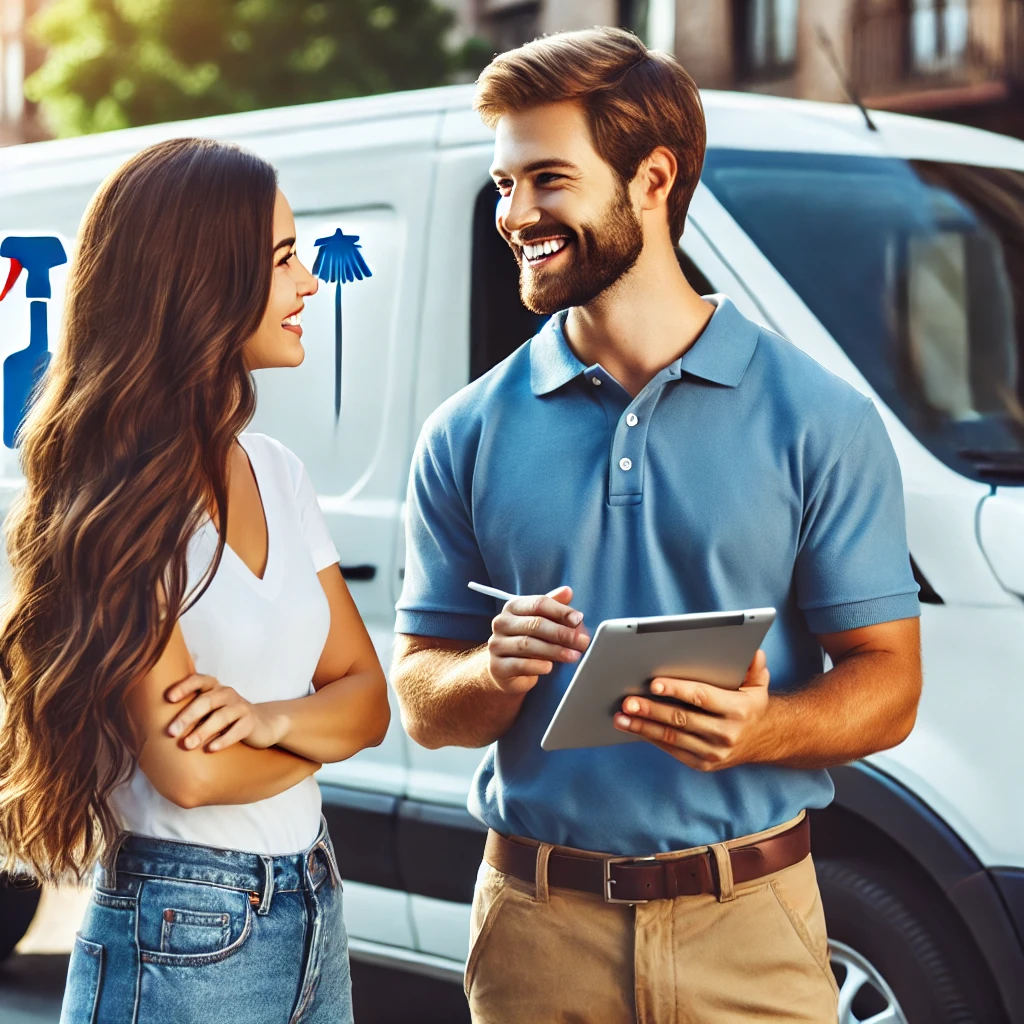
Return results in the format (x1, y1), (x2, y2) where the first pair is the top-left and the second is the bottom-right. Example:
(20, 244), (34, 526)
(486, 586), (590, 696)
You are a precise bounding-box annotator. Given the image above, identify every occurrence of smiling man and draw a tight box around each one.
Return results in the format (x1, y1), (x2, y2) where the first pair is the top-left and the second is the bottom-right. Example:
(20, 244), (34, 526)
(391, 26), (922, 1024)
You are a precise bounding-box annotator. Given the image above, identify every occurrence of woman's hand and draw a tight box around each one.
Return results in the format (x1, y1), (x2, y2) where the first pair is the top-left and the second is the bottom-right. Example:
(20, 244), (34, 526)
(165, 674), (290, 752)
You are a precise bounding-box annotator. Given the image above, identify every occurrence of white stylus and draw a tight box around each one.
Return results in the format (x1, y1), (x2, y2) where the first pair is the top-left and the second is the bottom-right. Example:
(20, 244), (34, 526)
(467, 581), (520, 602)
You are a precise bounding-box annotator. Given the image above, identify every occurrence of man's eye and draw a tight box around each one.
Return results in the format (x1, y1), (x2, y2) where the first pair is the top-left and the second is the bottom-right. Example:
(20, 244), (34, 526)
(537, 173), (563, 184)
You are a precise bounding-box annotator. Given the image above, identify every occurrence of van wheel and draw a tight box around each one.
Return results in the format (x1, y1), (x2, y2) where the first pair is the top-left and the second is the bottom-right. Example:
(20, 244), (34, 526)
(817, 858), (1004, 1024)
(0, 874), (41, 961)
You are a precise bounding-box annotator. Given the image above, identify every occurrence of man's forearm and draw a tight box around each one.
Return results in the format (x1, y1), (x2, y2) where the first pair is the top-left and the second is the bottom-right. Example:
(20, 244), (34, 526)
(751, 649), (921, 769)
(395, 644), (526, 749)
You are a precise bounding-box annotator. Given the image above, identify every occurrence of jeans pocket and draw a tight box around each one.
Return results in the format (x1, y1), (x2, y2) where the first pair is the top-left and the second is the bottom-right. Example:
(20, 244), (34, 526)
(59, 935), (104, 1024)
(138, 879), (252, 967)
(160, 908), (231, 955)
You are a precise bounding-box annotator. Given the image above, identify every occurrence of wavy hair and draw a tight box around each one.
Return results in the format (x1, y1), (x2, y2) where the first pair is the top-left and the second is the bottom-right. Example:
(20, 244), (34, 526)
(0, 137), (278, 882)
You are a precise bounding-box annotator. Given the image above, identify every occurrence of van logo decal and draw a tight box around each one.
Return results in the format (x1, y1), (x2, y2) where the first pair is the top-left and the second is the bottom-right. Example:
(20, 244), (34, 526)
(312, 228), (372, 423)
(0, 235), (68, 448)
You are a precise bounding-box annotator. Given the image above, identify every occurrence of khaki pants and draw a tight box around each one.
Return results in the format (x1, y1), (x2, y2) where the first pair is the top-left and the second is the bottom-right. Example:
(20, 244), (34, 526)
(464, 812), (839, 1024)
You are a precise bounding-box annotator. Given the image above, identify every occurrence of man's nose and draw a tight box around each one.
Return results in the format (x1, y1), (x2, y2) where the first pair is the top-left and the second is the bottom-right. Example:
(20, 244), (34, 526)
(497, 188), (540, 240)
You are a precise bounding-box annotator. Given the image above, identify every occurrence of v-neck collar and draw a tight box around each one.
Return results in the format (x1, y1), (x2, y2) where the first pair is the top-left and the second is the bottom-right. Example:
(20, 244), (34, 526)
(207, 434), (282, 598)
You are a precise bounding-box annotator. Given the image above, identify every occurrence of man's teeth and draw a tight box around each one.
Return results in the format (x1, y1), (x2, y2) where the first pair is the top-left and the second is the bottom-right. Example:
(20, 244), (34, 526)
(523, 238), (568, 261)
(282, 312), (302, 327)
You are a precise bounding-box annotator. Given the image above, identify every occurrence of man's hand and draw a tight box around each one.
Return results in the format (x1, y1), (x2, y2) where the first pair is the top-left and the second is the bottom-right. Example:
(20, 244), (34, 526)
(487, 585), (590, 696)
(165, 674), (290, 752)
(612, 650), (771, 771)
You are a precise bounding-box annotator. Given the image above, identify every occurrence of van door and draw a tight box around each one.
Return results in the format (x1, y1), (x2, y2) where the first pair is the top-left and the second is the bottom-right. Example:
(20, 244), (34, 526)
(690, 149), (1024, 865)
(246, 113), (441, 952)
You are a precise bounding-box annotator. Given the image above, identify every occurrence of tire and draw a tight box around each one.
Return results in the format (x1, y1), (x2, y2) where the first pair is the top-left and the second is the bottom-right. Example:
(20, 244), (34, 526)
(816, 858), (1005, 1024)
(0, 873), (41, 961)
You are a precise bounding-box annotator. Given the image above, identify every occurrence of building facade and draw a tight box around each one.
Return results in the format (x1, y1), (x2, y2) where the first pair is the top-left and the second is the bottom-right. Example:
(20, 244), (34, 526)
(0, 0), (47, 147)
(459, 0), (1024, 139)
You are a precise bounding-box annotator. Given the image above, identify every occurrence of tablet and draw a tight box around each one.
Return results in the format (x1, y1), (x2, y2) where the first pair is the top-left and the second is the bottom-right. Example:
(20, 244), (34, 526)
(540, 607), (776, 752)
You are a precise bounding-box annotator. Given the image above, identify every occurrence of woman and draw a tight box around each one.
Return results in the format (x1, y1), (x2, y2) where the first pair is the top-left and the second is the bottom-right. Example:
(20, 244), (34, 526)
(0, 137), (391, 1023)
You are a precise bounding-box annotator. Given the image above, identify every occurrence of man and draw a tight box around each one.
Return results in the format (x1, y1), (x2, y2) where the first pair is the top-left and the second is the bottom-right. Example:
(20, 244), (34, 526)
(391, 26), (922, 1024)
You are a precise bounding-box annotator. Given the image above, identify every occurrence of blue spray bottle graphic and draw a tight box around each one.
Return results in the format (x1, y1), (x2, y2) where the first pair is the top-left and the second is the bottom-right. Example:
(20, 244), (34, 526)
(0, 236), (68, 448)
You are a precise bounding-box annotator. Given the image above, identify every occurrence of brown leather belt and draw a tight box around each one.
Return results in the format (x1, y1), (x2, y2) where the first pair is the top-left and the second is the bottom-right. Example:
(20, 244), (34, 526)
(484, 815), (810, 904)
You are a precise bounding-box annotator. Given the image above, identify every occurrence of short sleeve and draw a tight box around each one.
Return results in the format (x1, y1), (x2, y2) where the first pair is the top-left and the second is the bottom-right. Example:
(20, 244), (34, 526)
(293, 462), (340, 573)
(795, 401), (920, 634)
(394, 417), (493, 642)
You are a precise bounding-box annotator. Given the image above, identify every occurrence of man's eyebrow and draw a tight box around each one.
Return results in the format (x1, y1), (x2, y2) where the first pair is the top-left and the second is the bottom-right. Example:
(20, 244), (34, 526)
(273, 237), (296, 253)
(489, 159), (582, 178)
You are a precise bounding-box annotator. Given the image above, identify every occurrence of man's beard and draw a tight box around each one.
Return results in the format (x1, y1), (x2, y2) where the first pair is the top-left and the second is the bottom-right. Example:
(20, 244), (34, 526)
(514, 182), (644, 315)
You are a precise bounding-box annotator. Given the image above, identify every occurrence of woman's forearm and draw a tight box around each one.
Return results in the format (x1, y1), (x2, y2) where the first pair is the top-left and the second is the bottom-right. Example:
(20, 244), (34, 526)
(140, 736), (321, 809)
(261, 668), (391, 764)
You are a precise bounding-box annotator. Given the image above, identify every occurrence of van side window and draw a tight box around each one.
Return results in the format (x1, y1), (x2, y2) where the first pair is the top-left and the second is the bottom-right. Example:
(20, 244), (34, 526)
(469, 184), (715, 381)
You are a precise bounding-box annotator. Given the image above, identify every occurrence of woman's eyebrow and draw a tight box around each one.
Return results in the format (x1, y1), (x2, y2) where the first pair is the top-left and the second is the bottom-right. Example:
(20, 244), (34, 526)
(273, 236), (296, 253)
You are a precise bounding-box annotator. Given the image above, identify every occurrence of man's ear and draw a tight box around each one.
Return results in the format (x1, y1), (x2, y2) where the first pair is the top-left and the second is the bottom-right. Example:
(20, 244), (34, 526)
(638, 146), (678, 210)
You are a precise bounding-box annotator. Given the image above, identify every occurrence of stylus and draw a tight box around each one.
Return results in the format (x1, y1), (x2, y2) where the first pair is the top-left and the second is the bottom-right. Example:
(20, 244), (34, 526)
(467, 581), (520, 602)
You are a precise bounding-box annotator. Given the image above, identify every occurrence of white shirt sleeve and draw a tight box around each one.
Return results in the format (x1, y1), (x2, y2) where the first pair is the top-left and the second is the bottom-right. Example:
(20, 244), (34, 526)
(294, 463), (340, 572)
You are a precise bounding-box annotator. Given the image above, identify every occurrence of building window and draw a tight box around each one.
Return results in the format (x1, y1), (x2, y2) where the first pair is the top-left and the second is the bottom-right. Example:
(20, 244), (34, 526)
(735, 0), (800, 80)
(910, 0), (970, 73)
(480, 1), (540, 54)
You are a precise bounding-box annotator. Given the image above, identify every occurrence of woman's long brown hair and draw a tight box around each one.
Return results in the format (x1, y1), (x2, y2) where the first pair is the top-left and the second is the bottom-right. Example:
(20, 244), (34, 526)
(0, 138), (278, 882)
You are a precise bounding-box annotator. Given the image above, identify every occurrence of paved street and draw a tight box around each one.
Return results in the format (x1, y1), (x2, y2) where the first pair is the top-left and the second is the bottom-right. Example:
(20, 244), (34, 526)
(0, 887), (471, 1023)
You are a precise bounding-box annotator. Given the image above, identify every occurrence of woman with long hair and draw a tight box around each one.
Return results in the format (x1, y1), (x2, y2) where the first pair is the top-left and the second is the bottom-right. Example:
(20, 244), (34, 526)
(0, 137), (391, 1023)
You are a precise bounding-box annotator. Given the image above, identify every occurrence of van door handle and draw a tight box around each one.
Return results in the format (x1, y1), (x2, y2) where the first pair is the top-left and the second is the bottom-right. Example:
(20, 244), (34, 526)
(340, 564), (377, 581)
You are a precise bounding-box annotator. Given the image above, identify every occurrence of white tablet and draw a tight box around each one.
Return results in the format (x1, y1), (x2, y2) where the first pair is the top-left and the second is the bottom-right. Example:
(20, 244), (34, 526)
(540, 607), (776, 752)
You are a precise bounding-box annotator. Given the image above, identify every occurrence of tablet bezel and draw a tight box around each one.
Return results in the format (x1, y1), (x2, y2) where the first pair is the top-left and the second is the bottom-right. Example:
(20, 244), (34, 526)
(539, 607), (776, 752)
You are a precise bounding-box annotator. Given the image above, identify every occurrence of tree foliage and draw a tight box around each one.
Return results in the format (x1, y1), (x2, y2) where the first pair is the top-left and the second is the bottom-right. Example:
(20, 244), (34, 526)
(25, 0), (486, 136)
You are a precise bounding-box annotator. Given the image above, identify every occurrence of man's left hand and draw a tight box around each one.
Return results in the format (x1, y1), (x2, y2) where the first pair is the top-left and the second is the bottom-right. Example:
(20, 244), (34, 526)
(613, 650), (771, 772)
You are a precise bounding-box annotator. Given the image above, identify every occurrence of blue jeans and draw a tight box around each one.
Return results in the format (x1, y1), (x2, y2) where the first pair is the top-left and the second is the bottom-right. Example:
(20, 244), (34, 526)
(59, 817), (353, 1024)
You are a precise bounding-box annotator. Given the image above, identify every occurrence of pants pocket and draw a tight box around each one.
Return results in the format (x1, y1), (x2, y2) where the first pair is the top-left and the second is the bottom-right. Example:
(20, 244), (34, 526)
(463, 865), (514, 998)
(59, 935), (104, 1024)
(770, 861), (841, 1001)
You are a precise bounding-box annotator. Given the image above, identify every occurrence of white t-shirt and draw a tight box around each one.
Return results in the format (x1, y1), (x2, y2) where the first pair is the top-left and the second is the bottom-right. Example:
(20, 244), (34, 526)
(109, 432), (340, 855)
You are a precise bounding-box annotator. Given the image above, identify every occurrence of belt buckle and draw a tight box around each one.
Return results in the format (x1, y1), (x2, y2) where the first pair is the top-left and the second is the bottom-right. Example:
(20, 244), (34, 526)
(603, 855), (658, 905)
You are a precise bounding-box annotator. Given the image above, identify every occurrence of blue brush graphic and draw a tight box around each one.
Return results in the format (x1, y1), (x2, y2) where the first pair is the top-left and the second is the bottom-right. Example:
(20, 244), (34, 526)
(311, 228), (372, 421)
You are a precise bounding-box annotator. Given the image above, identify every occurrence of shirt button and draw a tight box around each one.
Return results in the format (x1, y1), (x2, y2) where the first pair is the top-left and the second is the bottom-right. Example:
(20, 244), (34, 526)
(619, 457), (633, 471)
(591, 376), (602, 386)
(626, 413), (638, 427)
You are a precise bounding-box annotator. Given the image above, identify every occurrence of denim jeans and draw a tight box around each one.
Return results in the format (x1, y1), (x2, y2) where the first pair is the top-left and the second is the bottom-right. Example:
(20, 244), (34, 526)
(59, 816), (353, 1024)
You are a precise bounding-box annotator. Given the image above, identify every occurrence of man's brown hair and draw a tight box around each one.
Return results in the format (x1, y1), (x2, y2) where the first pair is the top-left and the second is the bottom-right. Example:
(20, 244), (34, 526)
(473, 26), (706, 242)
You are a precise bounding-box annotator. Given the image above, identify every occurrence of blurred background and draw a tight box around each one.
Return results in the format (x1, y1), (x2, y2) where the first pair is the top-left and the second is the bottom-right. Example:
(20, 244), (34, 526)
(1, 0), (1022, 149)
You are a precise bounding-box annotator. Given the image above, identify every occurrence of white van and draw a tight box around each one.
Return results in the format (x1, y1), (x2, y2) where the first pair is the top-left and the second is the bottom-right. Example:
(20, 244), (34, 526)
(1, 83), (1022, 1024)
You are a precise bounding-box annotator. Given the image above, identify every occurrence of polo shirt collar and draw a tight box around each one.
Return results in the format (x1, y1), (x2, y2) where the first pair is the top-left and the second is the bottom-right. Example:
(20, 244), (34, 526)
(528, 294), (760, 397)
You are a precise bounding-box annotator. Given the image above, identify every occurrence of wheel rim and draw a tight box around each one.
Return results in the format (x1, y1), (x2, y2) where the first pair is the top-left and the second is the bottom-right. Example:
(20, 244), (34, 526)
(829, 939), (909, 1024)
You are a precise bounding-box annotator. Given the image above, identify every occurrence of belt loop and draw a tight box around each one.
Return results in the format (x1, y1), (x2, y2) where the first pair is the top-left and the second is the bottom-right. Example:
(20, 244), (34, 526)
(710, 844), (735, 903)
(101, 830), (128, 890)
(534, 843), (553, 904)
(318, 839), (341, 889)
(257, 855), (275, 916)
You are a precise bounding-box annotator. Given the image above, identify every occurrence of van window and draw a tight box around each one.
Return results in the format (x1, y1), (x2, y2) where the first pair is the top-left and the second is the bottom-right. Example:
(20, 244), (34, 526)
(702, 150), (1024, 485)
(469, 184), (713, 381)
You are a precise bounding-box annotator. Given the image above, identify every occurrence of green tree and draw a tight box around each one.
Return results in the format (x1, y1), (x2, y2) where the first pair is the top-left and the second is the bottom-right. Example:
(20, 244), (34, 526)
(25, 0), (489, 136)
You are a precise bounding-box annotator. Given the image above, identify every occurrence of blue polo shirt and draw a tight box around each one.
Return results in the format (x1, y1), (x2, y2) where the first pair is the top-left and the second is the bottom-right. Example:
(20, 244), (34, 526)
(395, 295), (920, 855)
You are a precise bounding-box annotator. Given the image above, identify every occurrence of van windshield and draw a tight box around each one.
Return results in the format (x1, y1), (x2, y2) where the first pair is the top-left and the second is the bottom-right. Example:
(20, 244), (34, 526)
(701, 150), (1024, 485)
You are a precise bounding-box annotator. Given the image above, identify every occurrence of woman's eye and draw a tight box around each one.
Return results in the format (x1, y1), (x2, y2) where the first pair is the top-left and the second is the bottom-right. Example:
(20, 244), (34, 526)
(277, 251), (296, 267)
